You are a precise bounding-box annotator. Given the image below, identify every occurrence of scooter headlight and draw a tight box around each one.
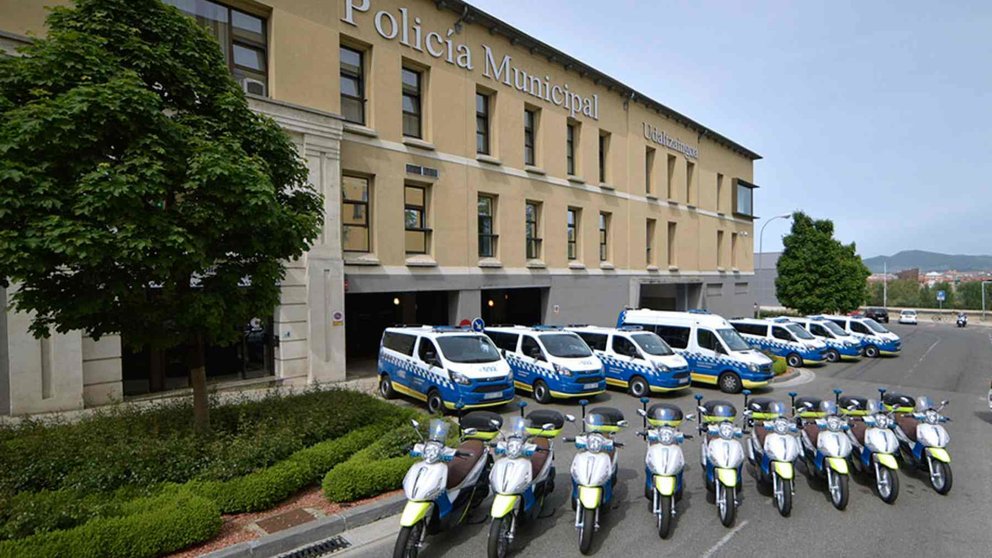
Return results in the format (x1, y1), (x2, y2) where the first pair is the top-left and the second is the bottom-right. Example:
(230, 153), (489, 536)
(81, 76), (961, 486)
(874, 414), (891, 429)
(506, 438), (524, 459)
(826, 416), (843, 432)
(423, 441), (443, 464)
(658, 427), (675, 445)
(773, 418), (790, 435)
(718, 422), (735, 440)
(925, 409), (939, 425)
(586, 434), (605, 453)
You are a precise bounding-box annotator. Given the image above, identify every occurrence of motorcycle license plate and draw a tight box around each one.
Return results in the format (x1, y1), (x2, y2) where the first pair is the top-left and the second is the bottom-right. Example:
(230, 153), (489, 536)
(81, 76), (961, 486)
(584, 383), (600, 390)
(484, 391), (504, 400)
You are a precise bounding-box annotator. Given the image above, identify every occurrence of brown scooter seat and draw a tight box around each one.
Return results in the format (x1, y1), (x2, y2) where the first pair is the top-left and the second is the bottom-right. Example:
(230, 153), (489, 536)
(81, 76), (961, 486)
(849, 420), (867, 444)
(447, 440), (486, 489)
(896, 415), (918, 442)
(803, 423), (820, 446)
(754, 425), (770, 446)
(530, 437), (551, 479)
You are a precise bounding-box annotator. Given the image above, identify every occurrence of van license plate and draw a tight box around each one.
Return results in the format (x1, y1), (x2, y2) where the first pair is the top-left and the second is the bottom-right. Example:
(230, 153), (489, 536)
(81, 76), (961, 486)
(583, 383), (600, 390)
(484, 392), (503, 400)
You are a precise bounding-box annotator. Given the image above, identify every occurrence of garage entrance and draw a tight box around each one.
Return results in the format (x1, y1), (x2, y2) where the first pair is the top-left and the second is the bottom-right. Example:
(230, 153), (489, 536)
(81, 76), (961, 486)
(481, 287), (545, 326)
(638, 282), (703, 311)
(344, 290), (450, 375)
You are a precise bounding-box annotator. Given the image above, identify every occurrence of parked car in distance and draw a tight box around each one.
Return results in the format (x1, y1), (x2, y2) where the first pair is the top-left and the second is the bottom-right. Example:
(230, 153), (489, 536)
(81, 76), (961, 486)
(864, 307), (889, 323)
(898, 309), (918, 325)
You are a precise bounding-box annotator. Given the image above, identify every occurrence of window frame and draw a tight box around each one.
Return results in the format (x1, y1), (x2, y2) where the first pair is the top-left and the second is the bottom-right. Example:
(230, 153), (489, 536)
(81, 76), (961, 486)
(478, 194), (498, 259)
(340, 44), (366, 125)
(404, 184), (431, 255)
(667, 221), (677, 267)
(525, 201), (542, 260)
(599, 212), (610, 262)
(401, 66), (423, 138)
(734, 178), (758, 218)
(476, 91), (491, 155)
(646, 219), (656, 266)
(645, 146), (655, 194)
(612, 335), (638, 358)
(598, 132), (610, 183)
(717, 230), (725, 268)
(341, 174), (371, 253)
(523, 108), (537, 166)
(566, 207), (579, 261)
(566, 121), (578, 176)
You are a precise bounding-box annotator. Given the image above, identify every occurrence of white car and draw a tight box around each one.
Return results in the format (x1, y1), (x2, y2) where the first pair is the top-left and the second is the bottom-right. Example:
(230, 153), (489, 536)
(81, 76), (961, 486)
(898, 309), (918, 325)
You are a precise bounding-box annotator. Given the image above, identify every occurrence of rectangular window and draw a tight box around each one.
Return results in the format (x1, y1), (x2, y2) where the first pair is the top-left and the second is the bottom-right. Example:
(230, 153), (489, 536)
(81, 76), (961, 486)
(404, 185), (430, 254)
(525, 201), (542, 260)
(524, 108), (537, 166)
(382, 332), (417, 356)
(566, 208), (579, 260)
(341, 175), (370, 253)
(717, 230), (725, 268)
(599, 212), (610, 262)
(401, 67), (422, 138)
(667, 221), (677, 267)
(166, 0), (268, 95)
(566, 122), (577, 175)
(576, 332), (607, 351)
(735, 179), (755, 217)
(476, 91), (490, 155)
(598, 132), (610, 183)
(488, 331), (519, 352)
(653, 324), (690, 350)
(717, 173), (724, 212)
(340, 45), (365, 124)
(686, 161), (695, 205)
(731, 232), (739, 268)
(478, 194), (497, 259)
(646, 219), (656, 266)
(667, 154), (676, 199)
(645, 147), (655, 194)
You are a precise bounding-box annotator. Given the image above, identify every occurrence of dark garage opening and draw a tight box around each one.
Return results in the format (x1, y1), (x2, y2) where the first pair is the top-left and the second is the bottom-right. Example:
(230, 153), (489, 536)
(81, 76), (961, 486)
(345, 290), (451, 375)
(481, 287), (545, 326)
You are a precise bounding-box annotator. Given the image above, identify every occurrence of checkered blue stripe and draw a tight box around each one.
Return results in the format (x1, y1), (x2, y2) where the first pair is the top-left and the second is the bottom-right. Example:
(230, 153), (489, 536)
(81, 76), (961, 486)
(597, 352), (657, 376)
(684, 351), (747, 369)
(505, 353), (560, 381)
(381, 353), (454, 389)
(741, 335), (800, 353)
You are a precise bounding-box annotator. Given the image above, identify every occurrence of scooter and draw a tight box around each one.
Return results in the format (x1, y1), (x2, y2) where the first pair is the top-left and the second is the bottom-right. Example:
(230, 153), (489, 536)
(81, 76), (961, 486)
(486, 401), (563, 558)
(695, 393), (746, 528)
(636, 397), (694, 539)
(563, 400), (627, 555)
(842, 390), (901, 504)
(742, 390), (801, 517)
(395, 410), (500, 558)
(956, 313), (967, 328)
(795, 389), (854, 510)
(884, 392), (953, 495)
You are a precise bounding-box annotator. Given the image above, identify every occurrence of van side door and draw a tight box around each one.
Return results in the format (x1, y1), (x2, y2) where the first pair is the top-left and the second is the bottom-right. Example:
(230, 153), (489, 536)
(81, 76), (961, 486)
(416, 337), (445, 389)
(577, 332), (611, 377)
(610, 334), (642, 380)
(519, 335), (546, 382)
(695, 328), (723, 375)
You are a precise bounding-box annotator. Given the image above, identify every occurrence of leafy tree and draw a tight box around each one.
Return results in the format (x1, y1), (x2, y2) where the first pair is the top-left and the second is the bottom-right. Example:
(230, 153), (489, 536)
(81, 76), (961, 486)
(956, 281), (985, 310)
(775, 212), (870, 314)
(0, 0), (323, 431)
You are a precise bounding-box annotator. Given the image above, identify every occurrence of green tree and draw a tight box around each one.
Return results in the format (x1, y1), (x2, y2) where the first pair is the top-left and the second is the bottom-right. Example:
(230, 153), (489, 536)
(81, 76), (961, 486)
(956, 282), (984, 310)
(775, 212), (870, 314)
(0, 0), (323, 431)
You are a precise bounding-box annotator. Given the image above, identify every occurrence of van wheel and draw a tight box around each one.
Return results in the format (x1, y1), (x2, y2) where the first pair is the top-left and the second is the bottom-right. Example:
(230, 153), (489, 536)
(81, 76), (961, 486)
(825, 349), (840, 363)
(629, 376), (649, 398)
(786, 353), (803, 368)
(426, 390), (445, 415)
(379, 375), (397, 399)
(533, 380), (552, 404)
(718, 372), (742, 394)
(864, 345), (880, 358)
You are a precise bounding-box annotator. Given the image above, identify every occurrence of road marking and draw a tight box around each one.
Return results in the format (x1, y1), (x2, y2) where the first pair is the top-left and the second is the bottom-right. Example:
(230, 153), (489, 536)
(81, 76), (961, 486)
(773, 369), (815, 387)
(701, 519), (749, 558)
(905, 338), (941, 376)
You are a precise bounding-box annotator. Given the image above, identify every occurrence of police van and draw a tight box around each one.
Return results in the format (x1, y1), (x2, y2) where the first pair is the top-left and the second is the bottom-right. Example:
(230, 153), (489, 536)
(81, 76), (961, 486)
(816, 314), (901, 358)
(565, 325), (692, 397)
(787, 316), (864, 362)
(616, 309), (774, 394)
(378, 325), (515, 414)
(484, 325), (606, 404)
(728, 317), (828, 368)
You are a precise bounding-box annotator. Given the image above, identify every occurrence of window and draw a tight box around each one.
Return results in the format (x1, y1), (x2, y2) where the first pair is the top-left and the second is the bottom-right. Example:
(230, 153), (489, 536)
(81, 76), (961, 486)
(697, 329), (723, 353)
(686, 161), (695, 205)
(645, 147), (656, 194)
(717, 230), (725, 268)
(717, 173), (724, 212)
(418, 338), (440, 364)
(521, 336), (544, 359)
(809, 323), (828, 338)
(476, 91), (490, 155)
(666, 154), (676, 199)
(340, 45), (365, 124)
(652, 324), (690, 350)
(735, 178), (756, 217)
(166, 0), (268, 94)
(487, 331), (519, 352)
(577, 332), (607, 351)
(342, 175), (370, 252)
(599, 212), (610, 262)
(733, 322), (766, 336)
(478, 195), (497, 259)
(612, 336), (638, 357)
(667, 221), (677, 267)
(851, 322), (870, 335)
(382, 332), (416, 356)
(525, 201), (542, 260)
(566, 122), (577, 175)
(772, 327), (794, 342)
(566, 208), (579, 260)
(401, 67), (422, 138)
(404, 185), (430, 254)
(598, 132), (610, 183)
(524, 108), (537, 166)
(646, 219), (656, 266)
(731, 233), (739, 268)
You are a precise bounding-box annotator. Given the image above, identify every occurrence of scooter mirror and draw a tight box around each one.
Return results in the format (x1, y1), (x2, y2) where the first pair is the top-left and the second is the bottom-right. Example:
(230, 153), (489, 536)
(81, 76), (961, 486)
(565, 414), (576, 422)
(685, 413), (695, 421)
(697, 406), (707, 415)
(542, 423), (556, 431)
(940, 400), (949, 407)
(637, 409), (647, 417)
(618, 420), (629, 428)
(462, 428), (478, 436)
(411, 419), (420, 429)
(490, 419), (502, 428)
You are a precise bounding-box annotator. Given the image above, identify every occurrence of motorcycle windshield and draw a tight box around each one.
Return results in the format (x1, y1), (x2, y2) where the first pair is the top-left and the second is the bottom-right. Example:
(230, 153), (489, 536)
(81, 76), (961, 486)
(819, 400), (839, 416)
(767, 401), (787, 417)
(508, 416), (530, 438)
(866, 399), (884, 415)
(914, 396), (934, 413)
(428, 419), (450, 443)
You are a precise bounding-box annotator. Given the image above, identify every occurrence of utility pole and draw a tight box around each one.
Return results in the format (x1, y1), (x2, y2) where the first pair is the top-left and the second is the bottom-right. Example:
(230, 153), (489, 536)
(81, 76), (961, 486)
(883, 261), (888, 308)
(983, 280), (991, 322)
(758, 213), (792, 316)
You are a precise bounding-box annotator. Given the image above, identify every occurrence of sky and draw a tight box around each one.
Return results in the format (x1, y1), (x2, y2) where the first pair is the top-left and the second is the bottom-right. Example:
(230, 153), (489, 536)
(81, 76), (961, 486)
(468, 0), (992, 258)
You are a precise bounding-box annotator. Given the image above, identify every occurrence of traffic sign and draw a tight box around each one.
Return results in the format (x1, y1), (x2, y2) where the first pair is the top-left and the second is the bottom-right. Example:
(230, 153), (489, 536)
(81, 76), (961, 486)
(471, 317), (485, 332)
(937, 290), (946, 302)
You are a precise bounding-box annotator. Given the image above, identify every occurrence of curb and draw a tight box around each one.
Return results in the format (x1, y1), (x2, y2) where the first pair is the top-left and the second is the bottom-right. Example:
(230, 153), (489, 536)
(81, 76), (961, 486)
(202, 493), (406, 558)
(770, 368), (800, 383)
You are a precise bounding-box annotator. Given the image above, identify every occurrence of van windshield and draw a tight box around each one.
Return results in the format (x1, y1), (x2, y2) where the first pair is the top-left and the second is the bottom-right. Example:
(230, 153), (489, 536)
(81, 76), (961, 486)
(437, 335), (502, 363)
(631, 333), (674, 356)
(540, 333), (593, 358)
(863, 319), (889, 334)
(785, 323), (815, 341)
(819, 320), (847, 337)
(717, 328), (751, 352)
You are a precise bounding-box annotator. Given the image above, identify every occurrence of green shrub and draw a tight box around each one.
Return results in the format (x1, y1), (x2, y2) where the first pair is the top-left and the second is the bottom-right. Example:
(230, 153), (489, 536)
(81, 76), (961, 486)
(773, 359), (788, 375)
(0, 492), (220, 558)
(322, 456), (414, 503)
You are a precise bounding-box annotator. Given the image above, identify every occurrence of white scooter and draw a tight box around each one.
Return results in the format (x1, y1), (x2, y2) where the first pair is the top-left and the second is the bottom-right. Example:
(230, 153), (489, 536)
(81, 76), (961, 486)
(842, 391), (901, 504)
(795, 390), (854, 511)
(884, 392), (953, 494)
(742, 390), (801, 517)
(636, 397), (694, 539)
(486, 402), (563, 558)
(695, 393), (747, 528)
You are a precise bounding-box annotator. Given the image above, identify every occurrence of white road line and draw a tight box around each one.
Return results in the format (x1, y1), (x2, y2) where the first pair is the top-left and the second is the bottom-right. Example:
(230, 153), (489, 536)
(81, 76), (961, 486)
(700, 519), (749, 558)
(906, 338), (941, 376)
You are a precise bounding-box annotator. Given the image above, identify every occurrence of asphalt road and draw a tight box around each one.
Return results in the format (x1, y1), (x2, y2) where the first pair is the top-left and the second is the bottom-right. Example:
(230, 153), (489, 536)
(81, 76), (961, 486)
(333, 322), (992, 558)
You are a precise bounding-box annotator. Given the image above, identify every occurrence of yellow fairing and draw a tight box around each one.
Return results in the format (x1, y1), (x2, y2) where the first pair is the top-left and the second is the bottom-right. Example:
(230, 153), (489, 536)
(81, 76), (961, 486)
(400, 501), (432, 527)
(465, 430), (499, 441)
(588, 424), (622, 434)
(927, 447), (951, 463)
(716, 467), (738, 488)
(826, 457), (849, 475)
(647, 418), (682, 428)
(750, 412), (780, 421)
(876, 453), (898, 470)
(773, 461), (794, 480)
(578, 486), (602, 509)
(654, 475), (677, 496)
(490, 494), (518, 519)
(525, 427), (563, 438)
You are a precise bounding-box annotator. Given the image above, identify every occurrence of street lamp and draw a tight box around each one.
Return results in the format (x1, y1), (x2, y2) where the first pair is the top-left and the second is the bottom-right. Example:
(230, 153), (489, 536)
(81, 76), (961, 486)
(982, 280), (992, 322)
(757, 213), (793, 315)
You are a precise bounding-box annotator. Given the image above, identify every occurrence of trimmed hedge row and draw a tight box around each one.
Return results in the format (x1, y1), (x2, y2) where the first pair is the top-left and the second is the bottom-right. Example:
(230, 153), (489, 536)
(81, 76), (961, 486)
(322, 422), (422, 503)
(0, 492), (221, 558)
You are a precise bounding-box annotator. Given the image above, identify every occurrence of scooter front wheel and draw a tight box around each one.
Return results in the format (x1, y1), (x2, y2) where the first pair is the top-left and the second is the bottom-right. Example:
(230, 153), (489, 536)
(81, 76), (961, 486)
(717, 483), (736, 528)
(775, 476), (793, 517)
(393, 522), (425, 558)
(578, 506), (595, 555)
(657, 493), (674, 539)
(876, 466), (899, 504)
(829, 472), (849, 511)
(488, 516), (513, 558)
(930, 460), (953, 495)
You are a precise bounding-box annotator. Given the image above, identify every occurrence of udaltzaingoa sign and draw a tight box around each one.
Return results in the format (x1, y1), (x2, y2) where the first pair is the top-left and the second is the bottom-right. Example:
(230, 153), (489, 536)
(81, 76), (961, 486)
(643, 123), (698, 159)
(342, 0), (600, 121)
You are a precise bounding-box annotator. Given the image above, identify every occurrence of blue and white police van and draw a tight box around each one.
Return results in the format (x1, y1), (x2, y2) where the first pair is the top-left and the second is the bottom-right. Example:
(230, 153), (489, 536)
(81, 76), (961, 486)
(484, 325), (606, 404)
(728, 317), (828, 368)
(817, 314), (901, 358)
(617, 309), (774, 394)
(565, 325), (692, 397)
(378, 325), (515, 414)
(787, 316), (864, 362)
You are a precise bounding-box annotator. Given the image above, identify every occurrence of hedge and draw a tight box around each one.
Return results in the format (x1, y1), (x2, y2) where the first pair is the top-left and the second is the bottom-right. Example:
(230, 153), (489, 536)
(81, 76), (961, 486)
(0, 492), (221, 558)
(322, 422), (423, 503)
(773, 359), (789, 375)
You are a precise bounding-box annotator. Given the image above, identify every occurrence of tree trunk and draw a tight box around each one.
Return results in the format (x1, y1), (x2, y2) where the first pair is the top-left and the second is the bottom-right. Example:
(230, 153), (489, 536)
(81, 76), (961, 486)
(188, 333), (210, 434)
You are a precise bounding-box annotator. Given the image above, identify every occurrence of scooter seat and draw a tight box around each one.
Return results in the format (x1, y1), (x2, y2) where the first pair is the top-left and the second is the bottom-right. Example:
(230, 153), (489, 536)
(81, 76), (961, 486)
(530, 437), (551, 480)
(895, 415), (918, 442)
(849, 420), (867, 444)
(447, 440), (486, 489)
(754, 425), (770, 446)
(803, 423), (821, 446)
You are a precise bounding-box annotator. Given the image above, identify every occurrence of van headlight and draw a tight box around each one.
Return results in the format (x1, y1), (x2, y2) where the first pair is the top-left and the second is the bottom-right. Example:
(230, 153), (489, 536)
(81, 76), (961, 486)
(553, 363), (573, 376)
(450, 371), (471, 385)
(652, 361), (669, 372)
(748, 363), (759, 372)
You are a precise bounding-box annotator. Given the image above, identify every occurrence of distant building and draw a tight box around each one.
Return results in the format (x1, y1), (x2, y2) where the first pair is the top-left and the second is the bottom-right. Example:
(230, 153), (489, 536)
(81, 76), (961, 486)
(755, 252), (782, 309)
(896, 268), (919, 281)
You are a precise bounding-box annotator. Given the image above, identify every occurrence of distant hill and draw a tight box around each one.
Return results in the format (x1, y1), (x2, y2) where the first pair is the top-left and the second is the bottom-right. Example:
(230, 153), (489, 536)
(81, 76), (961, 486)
(864, 250), (992, 273)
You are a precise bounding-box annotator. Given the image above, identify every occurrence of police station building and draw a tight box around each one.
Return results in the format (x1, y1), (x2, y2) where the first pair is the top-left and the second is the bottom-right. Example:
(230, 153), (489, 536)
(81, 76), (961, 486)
(0, 0), (761, 415)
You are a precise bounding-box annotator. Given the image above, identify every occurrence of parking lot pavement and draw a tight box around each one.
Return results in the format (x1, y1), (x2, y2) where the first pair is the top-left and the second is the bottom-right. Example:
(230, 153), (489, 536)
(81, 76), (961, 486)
(334, 323), (992, 557)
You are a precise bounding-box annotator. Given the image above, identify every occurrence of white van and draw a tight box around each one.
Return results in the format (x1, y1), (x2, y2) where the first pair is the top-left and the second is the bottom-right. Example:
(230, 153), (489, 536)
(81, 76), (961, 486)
(617, 309), (774, 393)
(728, 317), (827, 368)
(484, 325), (606, 404)
(378, 325), (515, 414)
(787, 316), (864, 362)
(565, 325), (691, 397)
(817, 314), (901, 358)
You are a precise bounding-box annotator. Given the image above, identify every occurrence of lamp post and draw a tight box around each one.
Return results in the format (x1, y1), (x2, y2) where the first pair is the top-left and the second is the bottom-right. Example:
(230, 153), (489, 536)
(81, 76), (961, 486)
(757, 213), (793, 316)
(983, 280), (992, 322)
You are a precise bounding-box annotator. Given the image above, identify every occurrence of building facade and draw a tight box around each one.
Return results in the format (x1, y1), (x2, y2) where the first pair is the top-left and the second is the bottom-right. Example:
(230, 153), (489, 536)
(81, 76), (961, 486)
(1, 0), (762, 415)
